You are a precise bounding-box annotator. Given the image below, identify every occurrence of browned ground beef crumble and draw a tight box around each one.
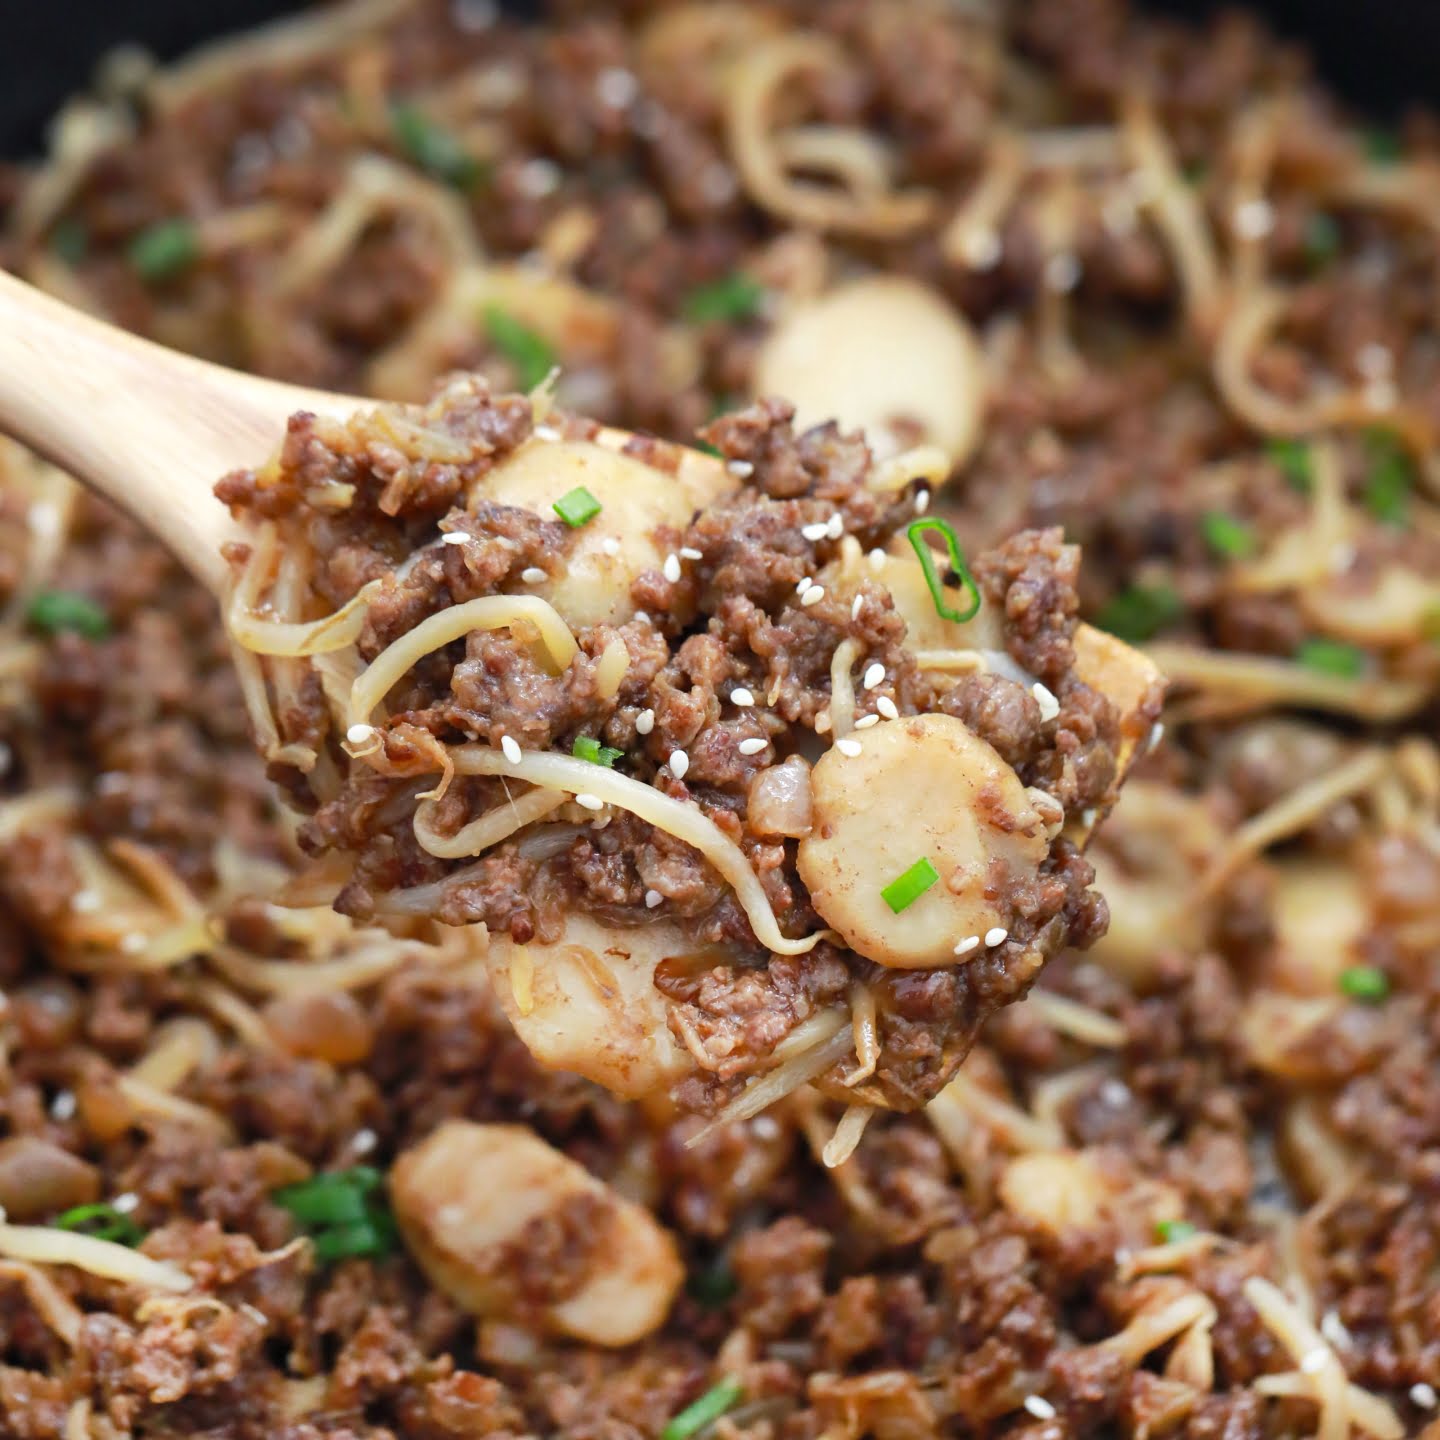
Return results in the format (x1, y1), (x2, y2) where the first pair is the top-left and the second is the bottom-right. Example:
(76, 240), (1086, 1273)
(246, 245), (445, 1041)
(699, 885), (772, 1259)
(0, 0), (1438, 1436)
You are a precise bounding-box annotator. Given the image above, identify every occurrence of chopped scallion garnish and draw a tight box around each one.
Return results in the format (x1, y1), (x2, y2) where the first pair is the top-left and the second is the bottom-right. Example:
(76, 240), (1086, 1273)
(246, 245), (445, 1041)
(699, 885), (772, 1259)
(906, 519), (981, 624)
(1264, 437), (1313, 493)
(1363, 428), (1412, 526)
(53, 1202), (144, 1247)
(127, 218), (200, 282)
(573, 736), (624, 767)
(273, 1167), (396, 1262)
(1094, 584), (1183, 643)
(1302, 213), (1341, 268)
(49, 217), (88, 265)
(27, 590), (109, 640)
(1155, 1218), (1197, 1244)
(1296, 637), (1365, 678)
(484, 306), (557, 392)
(391, 103), (484, 190)
(881, 857), (940, 915)
(1200, 511), (1256, 560)
(553, 485), (602, 528)
(683, 273), (765, 325)
(661, 1377), (744, 1440)
(1339, 965), (1389, 1003)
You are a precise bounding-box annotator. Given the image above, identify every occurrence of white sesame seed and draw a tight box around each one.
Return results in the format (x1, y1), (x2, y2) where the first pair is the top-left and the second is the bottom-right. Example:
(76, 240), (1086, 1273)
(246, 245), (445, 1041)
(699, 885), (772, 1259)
(984, 927), (1008, 948)
(954, 935), (981, 956)
(960, 228), (1002, 270)
(796, 575), (814, 595)
(1099, 1079), (1131, 1108)
(851, 595), (864, 620)
(669, 749), (689, 780)
(644, 889), (663, 909)
(346, 723), (376, 745)
(70, 890), (101, 914)
(517, 157), (561, 197)
(1044, 251), (1082, 292)
(1300, 1349), (1330, 1376)
(441, 531), (470, 545)
(1032, 682), (1060, 722)
(863, 662), (885, 690)
(876, 696), (899, 720)
(634, 611), (652, 625)
(111, 1191), (140, 1214)
(730, 688), (755, 707)
(868, 548), (887, 568)
(801, 521), (830, 542)
(635, 709), (655, 735)
(679, 546), (703, 561)
(574, 792), (604, 811)
(351, 1127), (378, 1156)
(726, 459), (754, 478)
(825, 514), (844, 540)
(738, 737), (767, 755)
(1233, 197), (1275, 240)
(836, 738), (863, 757)
(1081, 806), (1098, 829)
(663, 553), (682, 584)
(49, 1090), (77, 1121)
(854, 714), (880, 730)
(533, 424), (562, 442)
(595, 66), (638, 109)
(501, 735), (522, 764)
(521, 566), (547, 584)
(801, 584), (825, 607)
(1023, 1397), (1057, 1422)
(1147, 721), (1165, 754)
(601, 537), (621, 556)
(913, 490), (931, 514)
(751, 1114), (780, 1140)
(1411, 1383), (1437, 1410)
(120, 932), (147, 954)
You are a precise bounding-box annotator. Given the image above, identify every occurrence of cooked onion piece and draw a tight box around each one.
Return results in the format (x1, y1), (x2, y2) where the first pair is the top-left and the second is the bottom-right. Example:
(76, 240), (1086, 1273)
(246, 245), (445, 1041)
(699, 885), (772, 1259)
(754, 277), (985, 463)
(1299, 564), (1440, 648)
(1270, 860), (1368, 995)
(483, 913), (692, 1099)
(391, 1121), (683, 1347)
(797, 714), (1049, 968)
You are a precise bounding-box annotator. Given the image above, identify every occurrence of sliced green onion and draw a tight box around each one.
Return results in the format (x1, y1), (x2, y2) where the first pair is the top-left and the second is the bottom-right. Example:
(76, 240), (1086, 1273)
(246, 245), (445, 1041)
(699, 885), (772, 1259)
(1363, 429), (1412, 526)
(906, 519), (981, 624)
(312, 1218), (395, 1262)
(273, 1172), (376, 1227)
(1339, 965), (1389, 1003)
(484, 306), (557, 392)
(687, 1255), (737, 1308)
(1264, 437), (1313, 493)
(662, 1377), (744, 1440)
(573, 735), (624, 767)
(1296, 637), (1365, 678)
(1365, 128), (1402, 165)
(1155, 1218), (1197, 1244)
(49, 217), (88, 265)
(53, 1202), (144, 1247)
(684, 273), (765, 325)
(881, 857), (939, 915)
(273, 1166), (393, 1262)
(128, 218), (200, 282)
(27, 590), (109, 640)
(553, 485), (602, 528)
(1200, 511), (1256, 560)
(391, 103), (484, 190)
(1095, 584), (1183, 643)
(1302, 213), (1341, 268)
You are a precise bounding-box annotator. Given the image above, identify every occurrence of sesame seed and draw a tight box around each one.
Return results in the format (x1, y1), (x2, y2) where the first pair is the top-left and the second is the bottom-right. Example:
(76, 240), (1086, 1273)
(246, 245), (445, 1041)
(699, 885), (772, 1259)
(825, 514), (844, 540)
(521, 566), (547, 584)
(601, 537), (621, 556)
(984, 926), (1008, 947)
(960, 228), (1002, 270)
(663, 553), (682, 584)
(854, 713), (880, 730)
(351, 1127), (378, 1156)
(1147, 721), (1165, 753)
(913, 490), (931, 514)
(851, 595), (864, 620)
(70, 890), (101, 914)
(868, 548), (887, 568)
(1081, 806), (1098, 829)
(1232, 197), (1275, 239)
(1023, 1397), (1057, 1422)
(120, 932), (147, 954)
(574, 792), (604, 811)
(669, 749), (689, 780)
(634, 610), (652, 625)
(635, 709), (655, 735)
(796, 575), (814, 595)
(595, 66), (638, 109)
(730, 688), (755, 707)
(1099, 1079), (1131, 1108)
(1300, 1349), (1330, 1376)
(517, 157), (561, 197)
(1411, 1383), (1437, 1410)
(346, 723), (376, 745)
(533, 425), (562, 442)
(836, 738), (862, 757)
(801, 584), (825, 607)
(1032, 682), (1060, 722)
(726, 459), (754, 478)
(953, 935), (981, 956)
(863, 662), (885, 690)
(111, 1191), (140, 1214)
(679, 546), (703, 561)
(644, 889), (663, 909)
(877, 696), (899, 720)
(49, 1090), (77, 1121)
(441, 531), (470, 545)
(501, 735), (523, 764)
(1044, 251), (1082, 292)
(801, 521), (830, 542)
(738, 737), (767, 755)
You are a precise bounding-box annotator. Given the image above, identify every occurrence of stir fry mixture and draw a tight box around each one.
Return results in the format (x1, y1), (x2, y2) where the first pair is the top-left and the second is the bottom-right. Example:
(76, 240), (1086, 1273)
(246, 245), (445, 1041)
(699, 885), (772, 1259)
(0, 0), (1438, 1437)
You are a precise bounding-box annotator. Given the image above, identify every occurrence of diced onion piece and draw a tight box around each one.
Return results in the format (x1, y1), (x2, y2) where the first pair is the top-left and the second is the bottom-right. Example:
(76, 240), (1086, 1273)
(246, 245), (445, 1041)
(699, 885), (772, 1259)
(797, 714), (1047, 968)
(1271, 860), (1368, 996)
(1299, 565), (1440, 647)
(998, 1150), (1111, 1235)
(755, 277), (985, 464)
(391, 1121), (683, 1347)
(746, 755), (814, 838)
